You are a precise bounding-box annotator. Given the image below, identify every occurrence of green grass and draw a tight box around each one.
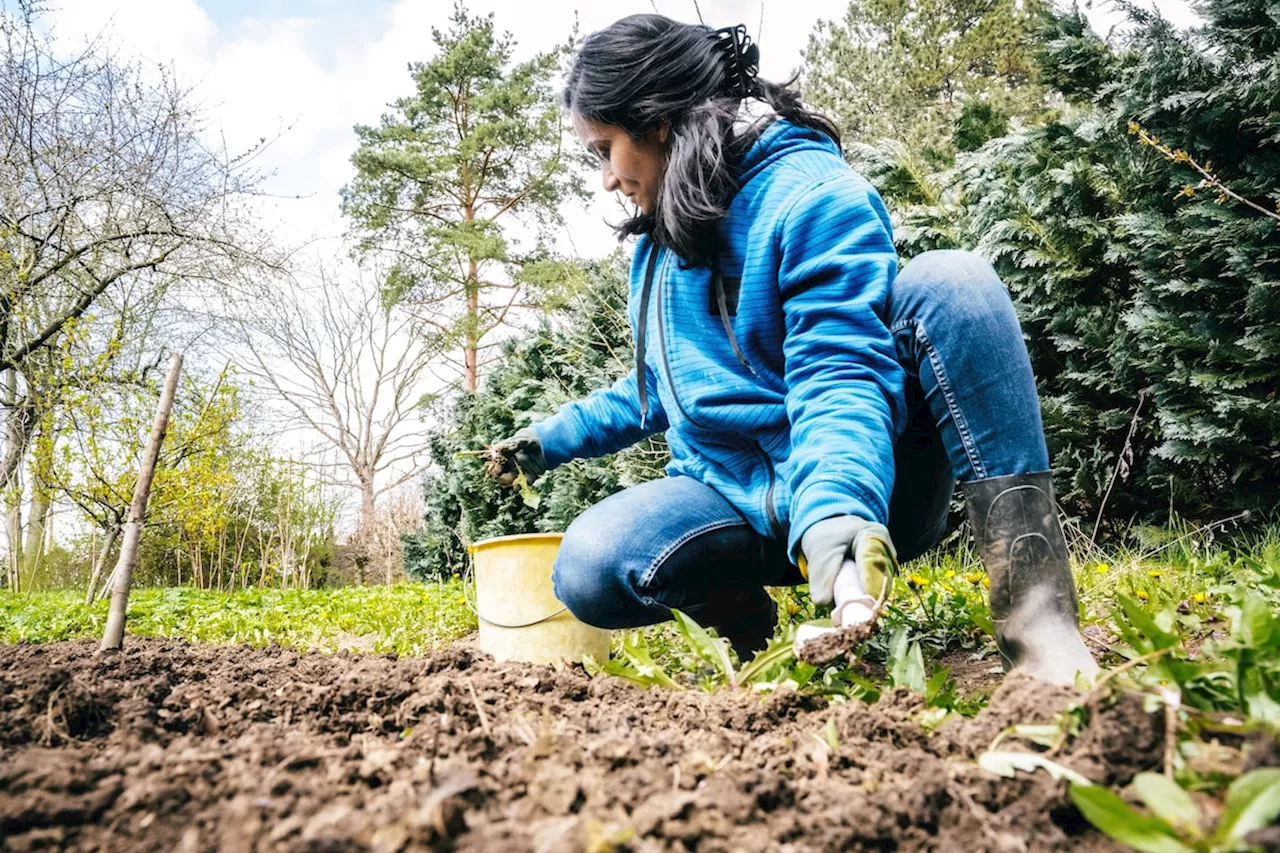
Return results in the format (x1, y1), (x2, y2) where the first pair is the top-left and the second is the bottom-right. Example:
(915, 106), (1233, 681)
(0, 581), (477, 656)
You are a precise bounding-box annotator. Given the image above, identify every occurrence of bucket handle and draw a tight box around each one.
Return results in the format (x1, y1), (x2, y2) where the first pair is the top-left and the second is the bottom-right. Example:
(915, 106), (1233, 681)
(475, 606), (568, 630)
(462, 570), (569, 629)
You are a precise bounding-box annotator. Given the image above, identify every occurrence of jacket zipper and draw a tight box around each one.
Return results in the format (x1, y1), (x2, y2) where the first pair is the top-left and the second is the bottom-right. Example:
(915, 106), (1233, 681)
(653, 247), (784, 539)
(753, 441), (783, 538)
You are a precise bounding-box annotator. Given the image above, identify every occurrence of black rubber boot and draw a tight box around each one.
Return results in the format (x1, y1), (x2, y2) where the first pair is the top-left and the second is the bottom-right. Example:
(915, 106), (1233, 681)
(698, 584), (778, 662)
(962, 472), (1100, 685)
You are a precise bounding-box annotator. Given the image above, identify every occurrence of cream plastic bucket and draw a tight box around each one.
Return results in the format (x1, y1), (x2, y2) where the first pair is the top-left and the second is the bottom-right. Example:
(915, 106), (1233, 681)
(469, 532), (611, 665)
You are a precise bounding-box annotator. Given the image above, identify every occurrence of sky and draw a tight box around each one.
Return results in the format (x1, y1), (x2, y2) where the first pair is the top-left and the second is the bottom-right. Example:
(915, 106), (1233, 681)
(36, 0), (1203, 262)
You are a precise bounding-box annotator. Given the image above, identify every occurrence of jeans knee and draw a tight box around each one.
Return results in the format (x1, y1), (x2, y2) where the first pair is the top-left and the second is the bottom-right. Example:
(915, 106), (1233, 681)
(893, 250), (1013, 325)
(551, 520), (627, 628)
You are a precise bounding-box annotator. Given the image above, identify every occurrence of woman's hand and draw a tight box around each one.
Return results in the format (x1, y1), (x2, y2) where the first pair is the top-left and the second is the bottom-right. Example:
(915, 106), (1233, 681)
(483, 427), (547, 487)
(799, 517), (897, 614)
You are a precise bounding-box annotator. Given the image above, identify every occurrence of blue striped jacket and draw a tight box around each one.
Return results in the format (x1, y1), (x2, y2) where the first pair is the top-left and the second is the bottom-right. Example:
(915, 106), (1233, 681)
(534, 119), (907, 561)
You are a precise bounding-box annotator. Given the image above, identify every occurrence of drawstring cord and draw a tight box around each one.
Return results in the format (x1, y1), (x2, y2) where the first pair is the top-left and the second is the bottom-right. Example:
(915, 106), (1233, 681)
(635, 246), (758, 427)
(635, 245), (659, 428)
(712, 255), (759, 377)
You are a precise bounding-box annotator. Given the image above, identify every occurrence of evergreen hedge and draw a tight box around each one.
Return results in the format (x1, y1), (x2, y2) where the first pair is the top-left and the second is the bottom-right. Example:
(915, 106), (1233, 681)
(864, 0), (1279, 523)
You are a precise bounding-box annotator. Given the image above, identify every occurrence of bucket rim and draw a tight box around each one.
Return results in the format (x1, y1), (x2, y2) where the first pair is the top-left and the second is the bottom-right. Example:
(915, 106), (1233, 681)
(469, 532), (564, 553)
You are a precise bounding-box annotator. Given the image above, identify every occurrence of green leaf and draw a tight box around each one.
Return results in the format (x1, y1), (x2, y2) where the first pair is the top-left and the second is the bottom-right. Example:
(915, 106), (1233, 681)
(515, 470), (540, 509)
(735, 633), (796, 685)
(1069, 785), (1194, 853)
(979, 751), (1095, 787)
(1131, 773), (1202, 839)
(925, 666), (954, 707)
(1232, 593), (1275, 648)
(1211, 767), (1280, 846)
(619, 634), (683, 690)
(822, 717), (840, 751)
(1007, 723), (1066, 749)
(1238, 649), (1280, 725)
(672, 609), (737, 688)
(1117, 594), (1181, 652)
(887, 626), (927, 693)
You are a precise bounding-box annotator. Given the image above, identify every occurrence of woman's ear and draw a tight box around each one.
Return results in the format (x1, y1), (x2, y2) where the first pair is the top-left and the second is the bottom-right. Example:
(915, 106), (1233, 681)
(656, 122), (671, 144)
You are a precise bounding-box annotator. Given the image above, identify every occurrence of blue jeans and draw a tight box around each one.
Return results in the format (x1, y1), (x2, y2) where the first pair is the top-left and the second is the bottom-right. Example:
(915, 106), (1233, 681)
(552, 250), (1051, 634)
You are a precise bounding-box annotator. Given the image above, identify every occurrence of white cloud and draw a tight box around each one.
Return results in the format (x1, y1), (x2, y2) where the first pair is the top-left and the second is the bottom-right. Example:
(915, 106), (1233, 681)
(49, 0), (218, 64)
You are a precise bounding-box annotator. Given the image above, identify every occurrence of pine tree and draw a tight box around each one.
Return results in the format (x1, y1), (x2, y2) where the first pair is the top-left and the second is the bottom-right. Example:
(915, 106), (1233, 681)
(802, 0), (1050, 161)
(342, 4), (586, 392)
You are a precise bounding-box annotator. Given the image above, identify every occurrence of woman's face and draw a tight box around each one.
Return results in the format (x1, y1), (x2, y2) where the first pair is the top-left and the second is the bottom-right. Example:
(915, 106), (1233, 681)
(573, 113), (668, 215)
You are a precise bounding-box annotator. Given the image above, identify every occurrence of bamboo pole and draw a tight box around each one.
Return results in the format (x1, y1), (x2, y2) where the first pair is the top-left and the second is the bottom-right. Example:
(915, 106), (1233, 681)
(100, 352), (183, 652)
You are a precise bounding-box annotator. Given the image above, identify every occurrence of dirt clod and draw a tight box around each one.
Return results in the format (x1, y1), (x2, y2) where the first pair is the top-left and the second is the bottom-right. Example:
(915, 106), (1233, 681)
(0, 639), (1142, 851)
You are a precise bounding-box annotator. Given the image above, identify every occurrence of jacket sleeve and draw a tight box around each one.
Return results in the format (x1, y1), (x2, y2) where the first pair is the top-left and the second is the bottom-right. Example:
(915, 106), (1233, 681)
(532, 365), (669, 469)
(777, 176), (906, 562)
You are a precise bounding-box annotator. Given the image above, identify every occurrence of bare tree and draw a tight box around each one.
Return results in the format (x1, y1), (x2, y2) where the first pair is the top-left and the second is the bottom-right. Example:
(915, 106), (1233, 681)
(357, 483), (424, 584)
(0, 2), (277, 587)
(235, 264), (435, 536)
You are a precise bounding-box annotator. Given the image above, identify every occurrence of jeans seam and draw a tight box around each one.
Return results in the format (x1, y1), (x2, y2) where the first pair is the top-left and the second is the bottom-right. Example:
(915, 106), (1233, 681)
(915, 319), (987, 480)
(638, 517), (748, 591)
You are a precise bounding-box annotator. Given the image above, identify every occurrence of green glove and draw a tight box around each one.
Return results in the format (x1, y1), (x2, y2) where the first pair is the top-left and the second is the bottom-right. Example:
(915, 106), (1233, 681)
(799, 516), (896, 607)
(484, 427), (546, 487)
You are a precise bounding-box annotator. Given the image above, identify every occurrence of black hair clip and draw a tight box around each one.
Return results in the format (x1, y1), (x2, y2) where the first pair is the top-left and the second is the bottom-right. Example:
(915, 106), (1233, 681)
(710, 24), (760, 99)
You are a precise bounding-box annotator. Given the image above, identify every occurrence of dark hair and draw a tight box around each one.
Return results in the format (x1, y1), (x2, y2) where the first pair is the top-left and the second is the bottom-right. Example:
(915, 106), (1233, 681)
(562, 14), (841, 266)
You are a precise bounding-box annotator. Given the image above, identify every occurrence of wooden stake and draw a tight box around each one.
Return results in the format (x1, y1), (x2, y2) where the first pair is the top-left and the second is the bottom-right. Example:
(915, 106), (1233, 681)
(100, 352), (183, 652)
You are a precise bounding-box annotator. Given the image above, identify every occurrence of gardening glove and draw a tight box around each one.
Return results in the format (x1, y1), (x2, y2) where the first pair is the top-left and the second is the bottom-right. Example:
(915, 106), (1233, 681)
(484, 427), (547, 488)
(799, 517), (897, 626)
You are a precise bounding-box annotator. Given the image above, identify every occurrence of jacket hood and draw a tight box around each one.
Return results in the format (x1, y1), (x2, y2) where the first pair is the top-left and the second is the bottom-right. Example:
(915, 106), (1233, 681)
(738, 117), (843, 187)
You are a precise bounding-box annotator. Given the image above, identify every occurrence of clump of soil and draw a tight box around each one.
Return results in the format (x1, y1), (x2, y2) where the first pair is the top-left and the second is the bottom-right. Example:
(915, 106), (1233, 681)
(0, 639), (1156, 851)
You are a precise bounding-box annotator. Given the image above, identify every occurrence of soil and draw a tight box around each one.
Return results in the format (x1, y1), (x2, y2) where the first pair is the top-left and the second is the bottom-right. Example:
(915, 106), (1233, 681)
(0, 638), (1166, 852)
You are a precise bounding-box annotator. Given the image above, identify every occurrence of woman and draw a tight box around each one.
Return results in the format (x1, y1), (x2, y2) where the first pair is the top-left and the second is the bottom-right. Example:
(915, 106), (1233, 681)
(487, 14), (1098, 685)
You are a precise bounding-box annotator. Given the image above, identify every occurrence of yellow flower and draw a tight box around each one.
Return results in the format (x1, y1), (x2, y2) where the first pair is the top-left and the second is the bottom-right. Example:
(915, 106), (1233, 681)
(1193, 592), (1208, 604)
(964, 572), (984, 584)
(1095, 562), (1111, 573)
(1135, 590), (1150, 601)
(982, 576), (990, 589)
(907, 574), (930, 589)
(1147, 570), (1163, 579)
(944, 570), (957, 580)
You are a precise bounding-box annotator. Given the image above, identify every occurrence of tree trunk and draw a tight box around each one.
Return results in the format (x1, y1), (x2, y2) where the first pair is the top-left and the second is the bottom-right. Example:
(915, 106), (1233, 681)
(464, 258), (479, 393)
(2, 368), (28, 591)
(20, 413), (54, 591)
(84, 525), (120, 605)
(359, 477), (376, 536)
(21, 483), (48, 588)
(100, 352), (183, 652)
(4, 486), (20, 593)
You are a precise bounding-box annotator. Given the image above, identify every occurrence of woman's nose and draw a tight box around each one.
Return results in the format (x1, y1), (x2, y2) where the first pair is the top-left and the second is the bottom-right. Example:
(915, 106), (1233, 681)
(601, 162), (620, 193)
